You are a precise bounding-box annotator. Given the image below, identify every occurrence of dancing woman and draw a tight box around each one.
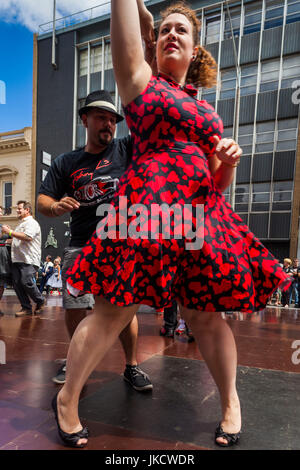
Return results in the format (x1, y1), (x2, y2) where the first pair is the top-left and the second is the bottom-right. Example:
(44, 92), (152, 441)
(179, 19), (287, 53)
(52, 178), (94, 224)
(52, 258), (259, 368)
(53, 0), (291, 448)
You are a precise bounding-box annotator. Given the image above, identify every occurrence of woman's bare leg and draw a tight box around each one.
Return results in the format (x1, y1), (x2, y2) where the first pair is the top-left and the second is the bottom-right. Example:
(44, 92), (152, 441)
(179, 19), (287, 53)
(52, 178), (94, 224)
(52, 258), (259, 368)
(56, 297), (139, 446)
(179, 306), (241, 445)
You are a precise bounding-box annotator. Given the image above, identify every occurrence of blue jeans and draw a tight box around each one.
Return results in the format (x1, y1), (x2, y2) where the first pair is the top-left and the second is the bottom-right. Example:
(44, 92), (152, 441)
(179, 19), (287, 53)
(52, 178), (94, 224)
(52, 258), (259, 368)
(289, 282), (299, 305)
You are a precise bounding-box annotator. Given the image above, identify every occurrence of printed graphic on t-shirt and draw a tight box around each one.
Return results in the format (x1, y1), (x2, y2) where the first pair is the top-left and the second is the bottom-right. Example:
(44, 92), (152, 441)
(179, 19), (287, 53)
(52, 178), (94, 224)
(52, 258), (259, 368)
(74, 175), (120, 207)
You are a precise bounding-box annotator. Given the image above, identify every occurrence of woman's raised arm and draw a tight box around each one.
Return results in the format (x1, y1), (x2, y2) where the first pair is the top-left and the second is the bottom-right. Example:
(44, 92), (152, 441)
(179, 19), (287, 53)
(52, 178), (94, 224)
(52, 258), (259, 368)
(111, 0), (153, 106)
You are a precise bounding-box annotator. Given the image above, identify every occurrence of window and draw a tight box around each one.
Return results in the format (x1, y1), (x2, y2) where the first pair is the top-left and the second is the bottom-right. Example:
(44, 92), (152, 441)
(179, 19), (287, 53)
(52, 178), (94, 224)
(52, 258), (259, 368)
(238, 124), (253, 155)
(224, 6), (241, 40)
(220, 68), (237, 99)
(286, 0), (300, 25)
(255, 121), (275, 153)
(272, 181), (293, 211)
(260, 59), (280, 92)
(79, 49), (88, 76)
(281, 55), (300, 89)
(201, 86), (216, 104)
(244, 1), (262, 35)
(205, 14), (221, 45)
(241, 64), (258, 96)
(264, 0), (284, 30)
(251, 182), (271, 212)
(3, 181), (12, 215)
(79, 42), (113, 77)
(235, 184), (250, 212)
(277, 118), (298, 151)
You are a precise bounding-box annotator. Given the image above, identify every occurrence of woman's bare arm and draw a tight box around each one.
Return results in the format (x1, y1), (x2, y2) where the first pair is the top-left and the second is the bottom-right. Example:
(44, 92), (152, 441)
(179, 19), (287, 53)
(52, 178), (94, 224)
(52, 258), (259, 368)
(111, 0), (153, 106)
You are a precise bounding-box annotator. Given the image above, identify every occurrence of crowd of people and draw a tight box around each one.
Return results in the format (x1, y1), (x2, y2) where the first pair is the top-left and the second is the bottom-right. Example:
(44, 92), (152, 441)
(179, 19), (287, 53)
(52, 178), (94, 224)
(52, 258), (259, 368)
(0, 0), (297, 450)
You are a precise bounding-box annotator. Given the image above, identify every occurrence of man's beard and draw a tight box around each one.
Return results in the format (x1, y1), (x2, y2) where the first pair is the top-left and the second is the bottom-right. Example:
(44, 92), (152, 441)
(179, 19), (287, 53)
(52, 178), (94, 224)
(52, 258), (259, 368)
(98, 129), (113, 146)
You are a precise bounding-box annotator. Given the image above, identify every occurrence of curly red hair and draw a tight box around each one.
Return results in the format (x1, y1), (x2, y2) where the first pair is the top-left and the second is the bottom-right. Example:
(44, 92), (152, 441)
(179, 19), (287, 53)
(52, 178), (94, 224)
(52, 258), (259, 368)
(159, 1), (217, 88)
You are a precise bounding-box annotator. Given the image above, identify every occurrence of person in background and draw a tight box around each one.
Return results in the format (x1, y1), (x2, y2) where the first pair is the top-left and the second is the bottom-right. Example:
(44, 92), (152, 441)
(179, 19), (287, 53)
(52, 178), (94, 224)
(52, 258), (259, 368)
(46, 257), (63, 295)
(281, 258), (293, 308)
(37, 90), (152, 390)
(2, 201), (44, 317)
(39, 254), (54, 294)
(289, 258), (299, 308)
(0, 206), (12, 315)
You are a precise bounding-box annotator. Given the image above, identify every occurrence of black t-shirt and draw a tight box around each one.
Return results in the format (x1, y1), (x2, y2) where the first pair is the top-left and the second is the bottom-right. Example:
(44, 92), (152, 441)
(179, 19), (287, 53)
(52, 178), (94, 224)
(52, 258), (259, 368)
(39, 137), (132, 246)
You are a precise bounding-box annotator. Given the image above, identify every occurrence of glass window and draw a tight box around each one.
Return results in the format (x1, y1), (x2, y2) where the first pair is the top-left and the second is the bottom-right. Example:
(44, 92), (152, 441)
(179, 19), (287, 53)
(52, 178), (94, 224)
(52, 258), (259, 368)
(281, 55), (300, 89)
(260, 59), (280, 92)
(244, 1), (262, 35)
(79, 49), (88, 76)
(202, 85), (216, 103)
(79, 42), (112, 77)
(241, 64), (258, 96)
(220, 69), (237, 99)
(256, 121), (275, 132)
(286, 1), (300, 24)
(90, 46), (102, 74)
(255, 122), (275, 153)
(252, 183), (270, 211)
(224, 6), (241, 40)
(205, 14), (221, 45)
(272, 181), (293, 211)
(277, 130), (297, 151)
(3, 181), (12, 215)
(278, 118), (298, 130)
(235, 184), (250, 211)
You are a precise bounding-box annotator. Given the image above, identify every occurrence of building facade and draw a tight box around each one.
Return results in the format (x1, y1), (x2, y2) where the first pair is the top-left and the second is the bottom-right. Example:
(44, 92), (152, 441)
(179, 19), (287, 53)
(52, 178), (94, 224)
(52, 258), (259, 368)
(34, 0), (300, 260)
(0, 127), (35, 229)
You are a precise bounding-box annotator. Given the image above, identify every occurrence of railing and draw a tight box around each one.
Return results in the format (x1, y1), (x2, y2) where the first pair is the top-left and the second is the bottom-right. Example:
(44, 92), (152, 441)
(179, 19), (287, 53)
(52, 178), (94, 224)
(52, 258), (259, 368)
(38, 0), (154, 35)
(38, 2), (111, 35)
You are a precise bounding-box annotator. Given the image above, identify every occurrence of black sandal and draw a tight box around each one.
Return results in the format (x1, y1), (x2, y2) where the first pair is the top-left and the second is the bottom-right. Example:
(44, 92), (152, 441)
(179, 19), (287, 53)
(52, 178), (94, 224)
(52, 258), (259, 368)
(215, 423), (241, 447)
(51, 392), (89, 448)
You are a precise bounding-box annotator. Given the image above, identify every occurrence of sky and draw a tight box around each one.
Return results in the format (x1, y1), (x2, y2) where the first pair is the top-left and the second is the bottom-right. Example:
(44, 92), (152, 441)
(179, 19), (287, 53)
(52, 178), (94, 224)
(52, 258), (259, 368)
(0, 0), (110, 133)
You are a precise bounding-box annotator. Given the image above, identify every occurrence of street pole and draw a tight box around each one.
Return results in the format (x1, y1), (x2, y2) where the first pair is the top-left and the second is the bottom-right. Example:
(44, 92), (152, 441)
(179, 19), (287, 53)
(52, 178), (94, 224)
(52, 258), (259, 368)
(225, 0), (241, 210)
(52, 0), (57, 69)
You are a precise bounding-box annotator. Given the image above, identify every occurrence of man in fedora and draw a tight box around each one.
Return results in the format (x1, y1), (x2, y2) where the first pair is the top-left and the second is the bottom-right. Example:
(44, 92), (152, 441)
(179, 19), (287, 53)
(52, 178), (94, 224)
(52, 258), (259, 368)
(37, 90), (152, 391)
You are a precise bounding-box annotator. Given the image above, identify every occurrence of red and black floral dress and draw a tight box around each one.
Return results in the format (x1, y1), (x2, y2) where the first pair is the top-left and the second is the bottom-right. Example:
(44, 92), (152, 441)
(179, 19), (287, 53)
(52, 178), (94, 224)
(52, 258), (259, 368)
(66, 74), (291, 313)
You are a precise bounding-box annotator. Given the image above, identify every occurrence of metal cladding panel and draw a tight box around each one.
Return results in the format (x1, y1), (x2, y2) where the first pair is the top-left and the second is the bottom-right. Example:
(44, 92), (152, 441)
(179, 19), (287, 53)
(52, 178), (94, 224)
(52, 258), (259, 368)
(256, 91), (278, 121)
(278, 88), (300, 119)
(249, 213), (269, 239)
(104, 69), (115, 93)
(236, 155), (251, 183)
(261, 27), (283, 60)
(217, 98), (235, 127)
(36, 31), (76, 258)
(204, 42), (219, 62)
(239, 94), (256, 124)
(270, 212), (291, 239)
(273, 151), (296, 180)
(220, 38), (239, 69)
(240, 32), (260, 65)
(90, 72), (102, 93)
(283, 22), (300, 55)
(252, 153), (273, 182)
(78, 75), (87, 99)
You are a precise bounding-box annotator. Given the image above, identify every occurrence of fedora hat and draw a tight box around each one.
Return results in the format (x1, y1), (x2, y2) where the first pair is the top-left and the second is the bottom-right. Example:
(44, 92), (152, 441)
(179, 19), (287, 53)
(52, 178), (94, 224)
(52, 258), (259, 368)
(78, 90), (124, 123)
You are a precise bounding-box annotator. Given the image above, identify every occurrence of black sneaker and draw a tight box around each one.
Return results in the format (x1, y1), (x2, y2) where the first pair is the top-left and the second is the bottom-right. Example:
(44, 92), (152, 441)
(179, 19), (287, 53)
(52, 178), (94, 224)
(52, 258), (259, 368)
(123, 365), (153, 392)
(52, 364), (66, 384)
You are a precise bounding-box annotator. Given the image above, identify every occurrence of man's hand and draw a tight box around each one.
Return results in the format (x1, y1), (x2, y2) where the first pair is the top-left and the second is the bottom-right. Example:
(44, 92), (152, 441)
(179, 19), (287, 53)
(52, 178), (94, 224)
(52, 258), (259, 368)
(51, 197), (80, 216)
(213, 136), (243, 167)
